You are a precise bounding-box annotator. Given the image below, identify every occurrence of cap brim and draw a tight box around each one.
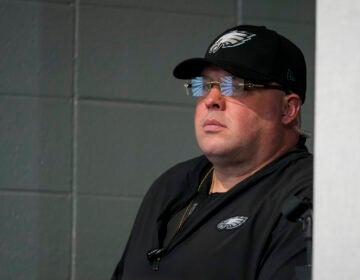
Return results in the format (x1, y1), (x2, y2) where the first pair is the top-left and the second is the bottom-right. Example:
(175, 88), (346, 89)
(173, 57), (271, 83)
(173, 58), (212, 79)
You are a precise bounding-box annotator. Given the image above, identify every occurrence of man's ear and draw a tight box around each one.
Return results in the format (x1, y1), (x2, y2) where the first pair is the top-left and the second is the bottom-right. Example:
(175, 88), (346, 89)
(282, 94), (302, 125)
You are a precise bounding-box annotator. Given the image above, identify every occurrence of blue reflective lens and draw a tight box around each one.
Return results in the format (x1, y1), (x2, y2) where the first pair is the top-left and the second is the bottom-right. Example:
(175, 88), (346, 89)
(220, 76), (233, 96)
(191, 77), (204, 97)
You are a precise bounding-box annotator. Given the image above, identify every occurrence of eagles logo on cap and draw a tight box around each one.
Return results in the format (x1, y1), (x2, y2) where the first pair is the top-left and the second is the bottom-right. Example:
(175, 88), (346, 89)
(208, 30), (256, 54)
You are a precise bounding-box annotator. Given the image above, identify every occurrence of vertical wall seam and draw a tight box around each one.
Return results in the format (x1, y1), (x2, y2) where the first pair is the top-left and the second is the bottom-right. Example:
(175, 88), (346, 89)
(236, 0), (243, 25)
(70, 0), (80, 279)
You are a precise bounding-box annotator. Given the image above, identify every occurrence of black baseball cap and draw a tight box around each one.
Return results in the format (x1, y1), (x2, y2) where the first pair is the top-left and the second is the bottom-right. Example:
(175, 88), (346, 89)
(173, 25), (307, 103)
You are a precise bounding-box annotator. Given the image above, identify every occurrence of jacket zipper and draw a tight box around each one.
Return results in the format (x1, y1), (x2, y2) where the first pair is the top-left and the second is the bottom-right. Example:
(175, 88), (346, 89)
(148, 167), (214, 271)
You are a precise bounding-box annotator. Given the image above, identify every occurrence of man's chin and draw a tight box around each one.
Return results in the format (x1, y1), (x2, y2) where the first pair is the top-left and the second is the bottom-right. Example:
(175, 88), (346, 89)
(201, 148), (231, 162)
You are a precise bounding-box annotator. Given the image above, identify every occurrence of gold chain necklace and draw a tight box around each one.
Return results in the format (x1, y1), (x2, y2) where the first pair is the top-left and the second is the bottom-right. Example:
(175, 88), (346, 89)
(177, 167), (214, 230)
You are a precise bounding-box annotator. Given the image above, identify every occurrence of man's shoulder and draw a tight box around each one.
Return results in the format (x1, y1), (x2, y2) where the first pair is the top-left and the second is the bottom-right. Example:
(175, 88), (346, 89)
(267, 145), (313, 205)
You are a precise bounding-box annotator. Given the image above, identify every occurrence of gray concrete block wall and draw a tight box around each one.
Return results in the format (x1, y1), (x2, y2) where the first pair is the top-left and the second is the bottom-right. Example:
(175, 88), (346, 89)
(1, 1), (74, 279)
(0, 0), (314, 279)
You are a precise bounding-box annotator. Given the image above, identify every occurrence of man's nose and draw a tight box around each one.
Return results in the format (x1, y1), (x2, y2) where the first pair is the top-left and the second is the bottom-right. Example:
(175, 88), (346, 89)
(204, 86), (226, 110)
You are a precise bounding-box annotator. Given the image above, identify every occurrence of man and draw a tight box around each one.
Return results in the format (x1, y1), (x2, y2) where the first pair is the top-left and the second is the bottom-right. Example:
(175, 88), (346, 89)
(112, 25), (312, 280)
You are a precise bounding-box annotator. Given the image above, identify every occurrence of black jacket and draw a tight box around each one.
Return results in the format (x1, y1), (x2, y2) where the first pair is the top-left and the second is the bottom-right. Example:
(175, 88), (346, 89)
(112, 144), (313, 280)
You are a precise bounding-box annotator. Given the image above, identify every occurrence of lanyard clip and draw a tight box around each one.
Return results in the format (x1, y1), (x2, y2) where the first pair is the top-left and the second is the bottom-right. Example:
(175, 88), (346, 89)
(147, 248), (165, 271)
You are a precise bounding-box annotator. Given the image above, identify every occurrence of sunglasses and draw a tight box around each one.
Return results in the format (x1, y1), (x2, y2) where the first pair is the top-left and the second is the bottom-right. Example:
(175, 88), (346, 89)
(184, 76), (290, 97)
